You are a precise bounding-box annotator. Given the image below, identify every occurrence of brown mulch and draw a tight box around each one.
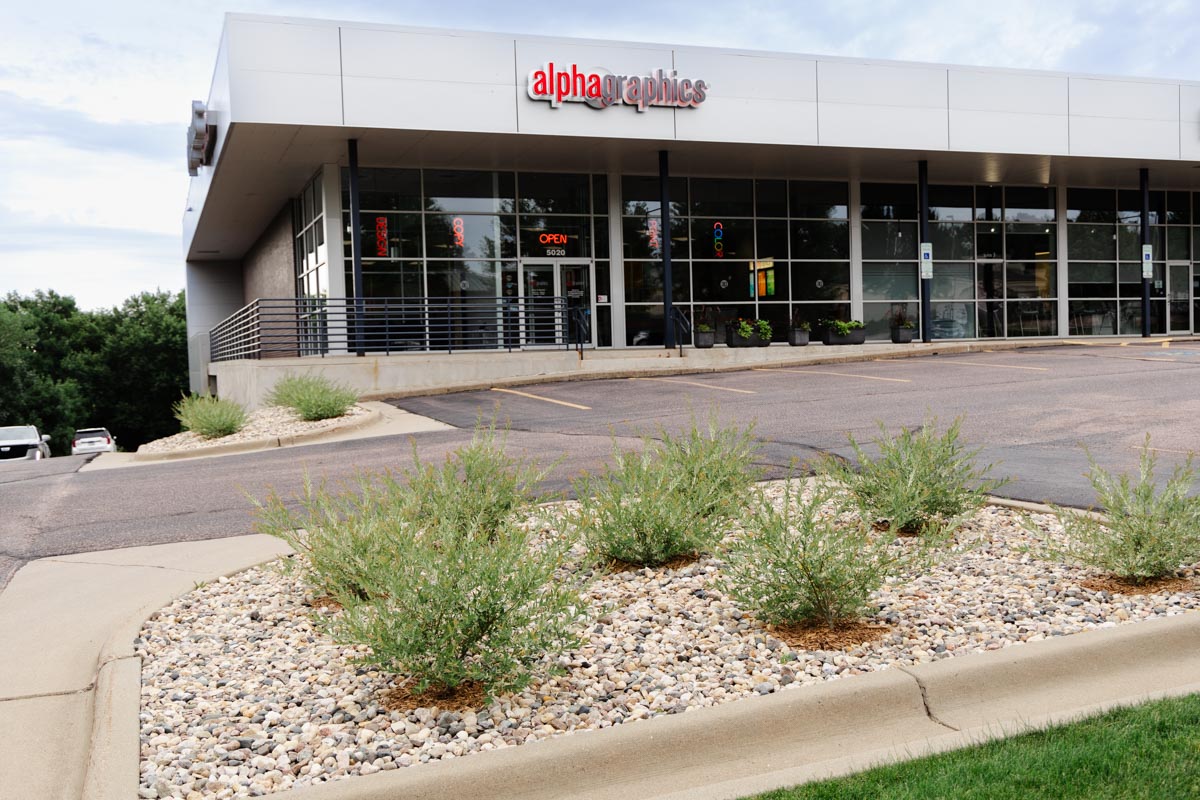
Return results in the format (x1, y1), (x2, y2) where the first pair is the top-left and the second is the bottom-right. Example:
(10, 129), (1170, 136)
(1080, 574), (1196, 596)
(767, 620), (892, 651)
(380, 680), (488, 714)
(308, 595), (343, 611)
(606, 553), (702, 573)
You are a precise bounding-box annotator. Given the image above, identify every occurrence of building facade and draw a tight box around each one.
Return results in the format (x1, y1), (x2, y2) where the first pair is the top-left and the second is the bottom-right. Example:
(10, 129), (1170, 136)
(184, 13), (1200, 394)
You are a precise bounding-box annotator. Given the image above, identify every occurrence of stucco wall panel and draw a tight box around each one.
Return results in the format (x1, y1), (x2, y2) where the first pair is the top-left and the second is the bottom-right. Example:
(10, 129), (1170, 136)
(242, 205), (295, 301)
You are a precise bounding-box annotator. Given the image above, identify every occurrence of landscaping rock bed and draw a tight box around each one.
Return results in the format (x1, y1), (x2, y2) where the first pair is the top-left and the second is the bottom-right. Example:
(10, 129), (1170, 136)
(137, 405), (371, 455)
(136, 484), (1198, 799)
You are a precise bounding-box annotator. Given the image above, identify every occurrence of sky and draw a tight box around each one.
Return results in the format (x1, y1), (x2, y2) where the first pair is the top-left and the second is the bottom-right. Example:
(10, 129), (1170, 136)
(3, 0), (1200, 310)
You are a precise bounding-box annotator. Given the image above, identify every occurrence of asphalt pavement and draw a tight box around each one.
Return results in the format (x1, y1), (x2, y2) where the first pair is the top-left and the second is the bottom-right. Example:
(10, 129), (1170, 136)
(3, 340), (1199, 594)
(397, 341), (1200, 506)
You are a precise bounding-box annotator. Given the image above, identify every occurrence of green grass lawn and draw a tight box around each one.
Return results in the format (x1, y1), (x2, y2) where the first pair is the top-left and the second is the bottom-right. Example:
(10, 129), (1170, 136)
(748, 693), (1200, 800)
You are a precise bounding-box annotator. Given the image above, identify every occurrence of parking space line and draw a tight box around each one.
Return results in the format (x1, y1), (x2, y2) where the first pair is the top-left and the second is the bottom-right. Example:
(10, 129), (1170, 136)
(1098, 355), (1178, 363)
(1144, 444), (1195, 455)
(752, 368), (910, 383)
(490, 387), (591, 410)
(935, 360), (1049, 371)
(629, 377), (756, 394)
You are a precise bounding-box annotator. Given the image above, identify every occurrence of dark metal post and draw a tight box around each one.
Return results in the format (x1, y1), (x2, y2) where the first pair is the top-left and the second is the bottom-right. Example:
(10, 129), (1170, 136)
(347, 139), (365, 354)
(659, 150), (675, 349)
(1140, 167), (1151, 338)
(918, 160), (931, 343)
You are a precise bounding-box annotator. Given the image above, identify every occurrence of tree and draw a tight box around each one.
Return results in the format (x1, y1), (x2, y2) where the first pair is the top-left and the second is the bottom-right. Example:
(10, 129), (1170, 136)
(91, 291), (189, 447)
(0, 289), (188, 454)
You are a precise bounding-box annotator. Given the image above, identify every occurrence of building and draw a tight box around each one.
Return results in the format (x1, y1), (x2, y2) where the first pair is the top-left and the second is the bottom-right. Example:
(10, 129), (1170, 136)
(184, 13), (1200, 402)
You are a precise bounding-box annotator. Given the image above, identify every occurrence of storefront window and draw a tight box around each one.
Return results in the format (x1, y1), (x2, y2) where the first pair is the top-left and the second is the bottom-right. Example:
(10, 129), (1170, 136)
(424, 170), (515, 214)
(352, 168), (421, 212)
(860, 183), (916, 220)
(790, 181), (849, 219)
(518, 215), (591, 258)
(690, 178), (753, 217)
(359, 213), (422, 259)
(424, 214), (516, 259)
(791, 220), (849, 259)
(517, 173), (591, 215)
(861, 221), (918, 259)
(791, 262), (850, 302)
(692, 217), (753, 260)
(621, 175), (687, 217)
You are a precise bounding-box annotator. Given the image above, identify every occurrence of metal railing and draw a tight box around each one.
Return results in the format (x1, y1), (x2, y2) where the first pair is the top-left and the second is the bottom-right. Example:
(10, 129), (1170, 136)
(570, 306), (591, 357)
(670, 307), (693, 357)
(209, 297), (579, 362)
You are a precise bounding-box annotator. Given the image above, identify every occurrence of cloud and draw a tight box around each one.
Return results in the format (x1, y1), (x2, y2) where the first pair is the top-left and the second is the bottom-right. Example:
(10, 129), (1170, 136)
(0, 90), (179, 162)
(0, 207), (183, 310)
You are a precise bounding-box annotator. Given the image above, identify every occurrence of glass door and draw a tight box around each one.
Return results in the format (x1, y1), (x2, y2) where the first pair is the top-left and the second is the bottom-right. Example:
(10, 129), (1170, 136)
(520, 261), (559, 345)
(517, 260), (594, 347)
(1193, 265), (1200, 334)
(1168, 263), (1190, 333)
(559, 261), (592, 346)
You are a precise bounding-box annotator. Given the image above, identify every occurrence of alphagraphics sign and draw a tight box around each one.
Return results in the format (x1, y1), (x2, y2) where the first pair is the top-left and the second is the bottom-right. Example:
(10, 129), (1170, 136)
(527, 62), (708, 111)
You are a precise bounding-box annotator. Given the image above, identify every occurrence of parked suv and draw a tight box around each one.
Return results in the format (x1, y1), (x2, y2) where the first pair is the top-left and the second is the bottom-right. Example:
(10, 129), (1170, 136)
(71, 427), (117, 455)
(0, 426), (52, 461)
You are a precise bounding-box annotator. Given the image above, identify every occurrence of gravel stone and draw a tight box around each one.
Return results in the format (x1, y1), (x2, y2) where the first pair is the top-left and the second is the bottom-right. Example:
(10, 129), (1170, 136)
(138, 483), (1197, 798)
(138, 405), (369, 455)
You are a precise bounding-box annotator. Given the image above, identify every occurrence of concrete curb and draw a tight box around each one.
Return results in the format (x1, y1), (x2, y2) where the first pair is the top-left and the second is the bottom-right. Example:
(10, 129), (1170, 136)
(282, 612), (1200, 800)
(130, 406), (382, 462)
(360, 338), (1068, 400)
(65, 536), (1200, 800)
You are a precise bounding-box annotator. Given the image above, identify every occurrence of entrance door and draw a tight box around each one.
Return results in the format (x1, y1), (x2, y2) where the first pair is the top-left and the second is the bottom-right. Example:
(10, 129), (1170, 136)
(517, 260), (593, 347)
(1168, 263), (1190, 333)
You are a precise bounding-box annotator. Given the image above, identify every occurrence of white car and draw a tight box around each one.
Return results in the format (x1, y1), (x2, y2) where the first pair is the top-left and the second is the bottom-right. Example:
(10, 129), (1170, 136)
(0, 426), (52, 461)
(71, 427), (117, 455)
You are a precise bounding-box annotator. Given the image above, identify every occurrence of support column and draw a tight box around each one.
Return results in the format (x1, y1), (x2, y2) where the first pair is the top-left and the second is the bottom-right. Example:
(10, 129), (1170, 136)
(848, 178), (864, 324)
(918, 160), (931, 343)
(347, 139), (365, 354)
(320, 165), (349, 354)
(659, 150), (675, 348)
(607, 171), (626, 348)
(1140, 167), (1151, 338)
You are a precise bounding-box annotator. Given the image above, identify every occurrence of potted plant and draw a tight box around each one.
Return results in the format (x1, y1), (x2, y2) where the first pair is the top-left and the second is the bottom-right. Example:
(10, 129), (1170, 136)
(822, 318), (866, 345)
(727, 318), (760, 347)
(789, 318), (811, 347)
(753, 318), (773, 346)
(694, 322), (715, 349)
(888, 307), (917, 344)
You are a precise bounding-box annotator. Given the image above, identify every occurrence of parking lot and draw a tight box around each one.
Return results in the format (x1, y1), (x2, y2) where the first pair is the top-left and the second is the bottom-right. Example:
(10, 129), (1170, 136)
(396, 340), (1200, 508)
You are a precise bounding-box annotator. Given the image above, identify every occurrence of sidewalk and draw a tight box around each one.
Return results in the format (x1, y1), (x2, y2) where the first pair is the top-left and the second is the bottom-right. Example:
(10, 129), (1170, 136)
(0, 532), (1196, 800)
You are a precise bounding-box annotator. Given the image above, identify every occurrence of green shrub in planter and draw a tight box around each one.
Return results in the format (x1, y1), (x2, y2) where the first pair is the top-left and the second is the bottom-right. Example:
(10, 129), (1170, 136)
(822, 416), (1007, 537)
(572, 417), (759, 566)
(174, 394), (247, 439)
(265, 373), (359, 421)
(253, 425), (580, 697)
(1045, 438), (1200, 584)
(723, 478), (932, 628)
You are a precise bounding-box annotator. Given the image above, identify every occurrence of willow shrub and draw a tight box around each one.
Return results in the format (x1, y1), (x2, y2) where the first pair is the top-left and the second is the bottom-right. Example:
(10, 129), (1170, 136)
(722, 478), (934, 629)
(265, 373), (358, 421)
(823, 416), (1007, 536)
(1047, 439), (1200, 584)
(572, 417), (759, 567)
(174, 394), (247, 439)
(254, 425), (581, 697)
